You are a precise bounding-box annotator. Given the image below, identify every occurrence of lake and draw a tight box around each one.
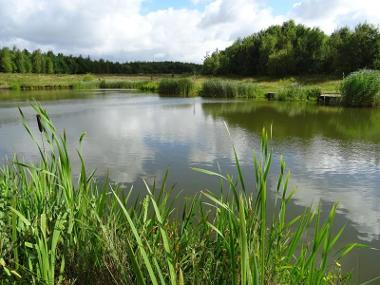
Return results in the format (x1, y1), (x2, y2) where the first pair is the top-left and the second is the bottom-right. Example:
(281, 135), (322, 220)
(0, 89), (379, 283)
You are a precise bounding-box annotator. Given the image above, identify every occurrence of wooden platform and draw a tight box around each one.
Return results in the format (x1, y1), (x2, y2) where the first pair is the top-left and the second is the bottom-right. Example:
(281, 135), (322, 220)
(317, 93), (341, 105)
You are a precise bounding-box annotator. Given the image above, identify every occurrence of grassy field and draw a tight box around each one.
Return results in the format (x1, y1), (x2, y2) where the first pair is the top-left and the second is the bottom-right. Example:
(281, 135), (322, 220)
(0, 73), (341, 93)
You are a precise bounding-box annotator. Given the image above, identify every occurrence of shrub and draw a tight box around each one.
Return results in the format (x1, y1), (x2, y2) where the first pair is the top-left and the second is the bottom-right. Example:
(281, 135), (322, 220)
(341, 69), (380, 107)
(82, 74), (96, 81)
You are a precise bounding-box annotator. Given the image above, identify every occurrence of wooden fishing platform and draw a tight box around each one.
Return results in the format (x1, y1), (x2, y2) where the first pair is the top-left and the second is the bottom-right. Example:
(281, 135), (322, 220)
(317, 92), (341, 105)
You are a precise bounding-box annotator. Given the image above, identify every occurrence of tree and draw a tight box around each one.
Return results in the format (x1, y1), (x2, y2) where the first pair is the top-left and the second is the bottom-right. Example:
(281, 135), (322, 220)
(14, 49), (26, 73)
(0, 47), (13, 73)
(32, 49), (43, 73)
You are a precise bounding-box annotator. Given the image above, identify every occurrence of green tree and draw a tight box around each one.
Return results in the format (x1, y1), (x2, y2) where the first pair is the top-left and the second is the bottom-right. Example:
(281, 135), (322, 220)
(23, 50), (33, 73)
(14, 49), (26, 73)
(32, 49), (43, 73)
(0, 47), (13, 73)
(45, 56), (54, 74)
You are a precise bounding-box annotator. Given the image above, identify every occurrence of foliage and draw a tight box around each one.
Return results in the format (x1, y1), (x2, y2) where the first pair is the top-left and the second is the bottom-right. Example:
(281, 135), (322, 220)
(200, 79), (264, 98)
(341, 70), (380, 107)
(276, 85), (322, 101)
(158, 78), (195, 97)
(0, 105), (362, 284)
(0, 47), (201, 75)
(203, 21), (380, 76)
(0, 48), (13, 73)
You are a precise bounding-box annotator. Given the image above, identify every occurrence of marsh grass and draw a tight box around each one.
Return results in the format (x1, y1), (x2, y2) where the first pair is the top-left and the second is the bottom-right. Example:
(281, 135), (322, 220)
(200, 79), (264, 98)
(158, 78), (195, 97)
(98, 80), (157, 91)
(341, 70), (380, 107)
(276, 85), (322, 101)
(0, 105), (368, 284)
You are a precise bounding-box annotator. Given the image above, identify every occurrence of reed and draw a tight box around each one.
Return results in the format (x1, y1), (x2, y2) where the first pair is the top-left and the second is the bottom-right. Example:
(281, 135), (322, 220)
(341, 70), (380, 107)
(200, 79), (264, 98)
(276, 85), (321, 101)
(0, 105), (365, 284)
(158, 78), (195, 97)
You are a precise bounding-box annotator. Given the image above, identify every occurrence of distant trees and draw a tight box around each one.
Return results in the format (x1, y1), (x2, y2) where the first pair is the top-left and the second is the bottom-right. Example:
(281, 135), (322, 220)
(203, 21), (380, 76)
(0, 47), (201, 75)
(0, 48), (13, 73)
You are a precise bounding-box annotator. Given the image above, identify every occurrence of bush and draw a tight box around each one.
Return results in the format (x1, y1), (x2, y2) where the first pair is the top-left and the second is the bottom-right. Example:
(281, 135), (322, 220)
(200, 79), (264, 98)
(82, 74), (96, 81)
(341, 69), (380, 107)
(158, 78), (194, 97)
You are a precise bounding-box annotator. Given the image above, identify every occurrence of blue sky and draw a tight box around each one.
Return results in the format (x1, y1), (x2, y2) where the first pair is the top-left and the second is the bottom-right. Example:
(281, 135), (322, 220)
(0, 0), (378, 62)
(142, 0), (295, 15)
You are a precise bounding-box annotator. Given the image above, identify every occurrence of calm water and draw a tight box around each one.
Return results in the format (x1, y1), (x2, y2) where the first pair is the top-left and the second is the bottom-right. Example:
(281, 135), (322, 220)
(0, 89), (379, 283)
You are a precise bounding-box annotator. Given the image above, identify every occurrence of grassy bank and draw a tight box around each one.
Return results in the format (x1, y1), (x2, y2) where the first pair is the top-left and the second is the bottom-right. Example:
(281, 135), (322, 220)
(0, 73), (340, 92)
(0, 105), (363, 284)
(0, 73), (164, 91)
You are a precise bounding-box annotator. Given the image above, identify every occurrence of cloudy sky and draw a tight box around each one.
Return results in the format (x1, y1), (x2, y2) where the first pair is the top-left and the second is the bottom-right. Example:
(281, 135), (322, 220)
(0, 0), (379, 63)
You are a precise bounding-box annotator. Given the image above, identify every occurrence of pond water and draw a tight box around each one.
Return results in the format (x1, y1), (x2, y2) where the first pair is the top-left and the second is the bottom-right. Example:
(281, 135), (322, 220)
(0, 89), (379, 283)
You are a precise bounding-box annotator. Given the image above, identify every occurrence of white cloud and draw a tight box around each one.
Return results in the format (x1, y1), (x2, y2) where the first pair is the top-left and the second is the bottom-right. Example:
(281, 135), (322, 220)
(0, 0), (379, 62)
(0, 0), (283, 62)
(290, 0), (380, 33)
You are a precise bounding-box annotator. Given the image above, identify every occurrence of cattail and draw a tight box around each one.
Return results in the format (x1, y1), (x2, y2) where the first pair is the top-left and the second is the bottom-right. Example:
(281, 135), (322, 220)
(36, 114), (45, 133)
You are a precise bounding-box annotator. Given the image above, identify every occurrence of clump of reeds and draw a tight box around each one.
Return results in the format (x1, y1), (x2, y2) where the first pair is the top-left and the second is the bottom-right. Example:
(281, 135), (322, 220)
(0, 105), (363, 284)
(158, 78), (195, 97)
(341, 70), (380, 107)
(200, 79), (264, 98)
(98, 80), (158, 92)
(276, 85), (321, 101)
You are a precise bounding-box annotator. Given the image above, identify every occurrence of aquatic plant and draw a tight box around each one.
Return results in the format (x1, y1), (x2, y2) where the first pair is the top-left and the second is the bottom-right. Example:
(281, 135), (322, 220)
(0, 105), (365, 284)
(200, 79), (264, 98)
(158, 78), (195, 97)
(276, 85), (322, 101)
(341, 70), (380, 107)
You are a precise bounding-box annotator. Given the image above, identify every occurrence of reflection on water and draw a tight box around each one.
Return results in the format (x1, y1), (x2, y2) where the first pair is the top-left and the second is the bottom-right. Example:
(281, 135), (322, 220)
(0, 90), (379, 282)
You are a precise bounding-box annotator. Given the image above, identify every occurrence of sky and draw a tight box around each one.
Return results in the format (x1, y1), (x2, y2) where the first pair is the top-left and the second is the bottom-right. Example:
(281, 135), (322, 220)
(0, 0), (379, 63)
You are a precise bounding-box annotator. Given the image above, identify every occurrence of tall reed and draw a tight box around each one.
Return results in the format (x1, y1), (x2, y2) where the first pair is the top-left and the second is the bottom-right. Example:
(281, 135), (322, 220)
(0, 105), (366, 284)
(341, 70), (380, 107)
(200, 79), (264, 98)
(158, 78), (195, 97)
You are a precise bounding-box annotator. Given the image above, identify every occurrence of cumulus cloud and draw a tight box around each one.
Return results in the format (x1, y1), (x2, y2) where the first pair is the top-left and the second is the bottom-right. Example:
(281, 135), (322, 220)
(0, 0), (283, 62)
(0, 0), (379, 62)
(290, 0), (380, 33)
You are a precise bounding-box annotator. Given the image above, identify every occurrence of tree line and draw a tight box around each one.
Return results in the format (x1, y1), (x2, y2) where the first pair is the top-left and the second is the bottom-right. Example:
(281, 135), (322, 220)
(203, 20), (380, 76)
(0, 47), (201, 75)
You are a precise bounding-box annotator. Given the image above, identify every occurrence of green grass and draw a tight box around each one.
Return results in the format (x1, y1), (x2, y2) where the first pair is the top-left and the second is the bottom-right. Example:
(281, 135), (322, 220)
(0, 104), (367, 284)
(341, 70), (380, 107)
(158, 78), (195, 97)
(0, 73), (162, 91)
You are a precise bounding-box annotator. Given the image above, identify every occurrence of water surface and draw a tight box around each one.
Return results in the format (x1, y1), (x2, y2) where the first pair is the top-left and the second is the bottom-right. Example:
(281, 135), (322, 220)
(0, 89), (379, 283)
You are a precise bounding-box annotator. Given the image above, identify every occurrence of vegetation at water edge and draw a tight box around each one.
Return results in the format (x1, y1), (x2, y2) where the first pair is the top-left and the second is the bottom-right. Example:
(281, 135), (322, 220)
(0, 105), (363, 284)
(276, 85), (321, 101)
(341, 70), (380, 107)
(158, 78), (195, 97)
(200, 79), (264, 98)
